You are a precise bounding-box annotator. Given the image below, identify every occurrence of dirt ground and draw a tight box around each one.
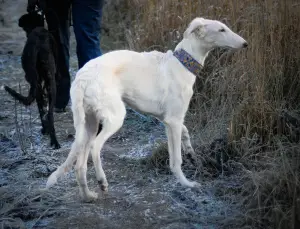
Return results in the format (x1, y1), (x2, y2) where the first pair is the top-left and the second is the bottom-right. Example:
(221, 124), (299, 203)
(0, 55), (242, 229)
(0, 1), (244, 229)
(1, 54), (242, 229)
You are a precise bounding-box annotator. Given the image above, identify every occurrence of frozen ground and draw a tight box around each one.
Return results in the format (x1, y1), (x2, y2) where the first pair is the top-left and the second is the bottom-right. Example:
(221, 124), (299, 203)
(0, 1), (245, 228)
(0, 54), (244, 229)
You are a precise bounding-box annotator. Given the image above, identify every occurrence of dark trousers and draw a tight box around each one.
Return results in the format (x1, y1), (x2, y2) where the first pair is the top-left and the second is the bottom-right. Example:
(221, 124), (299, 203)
(73, 0), (103, 69)
(45, 0), (103, 109)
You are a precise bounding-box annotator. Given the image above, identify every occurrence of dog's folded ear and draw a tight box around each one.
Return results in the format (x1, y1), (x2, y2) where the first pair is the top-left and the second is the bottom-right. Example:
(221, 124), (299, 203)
(183, 17), (206, 39)
(18, 12), (44, 29)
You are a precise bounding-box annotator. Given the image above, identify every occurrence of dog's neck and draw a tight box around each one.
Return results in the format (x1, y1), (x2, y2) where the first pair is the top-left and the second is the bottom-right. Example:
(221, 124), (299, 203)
(175, 39), (212, 67)
(173, 49), (203, 76)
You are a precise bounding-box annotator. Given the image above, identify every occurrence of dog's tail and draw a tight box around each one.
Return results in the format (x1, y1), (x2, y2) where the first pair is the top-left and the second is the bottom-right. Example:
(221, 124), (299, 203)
(5, 46), (39, 106)
(70, 80), (87, 145)
(4, 84), (36, 106)
(46, 79), (87, 189)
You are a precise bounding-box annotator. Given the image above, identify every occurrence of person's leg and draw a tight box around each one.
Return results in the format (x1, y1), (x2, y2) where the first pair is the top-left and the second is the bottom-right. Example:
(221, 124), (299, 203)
(72, 0), (104, 69)
(45, 0), (72, 111)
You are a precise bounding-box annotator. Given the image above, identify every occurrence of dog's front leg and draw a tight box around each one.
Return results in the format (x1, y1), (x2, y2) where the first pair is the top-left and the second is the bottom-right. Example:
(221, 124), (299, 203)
(181, 125), (201, 167)
(47, 77), (60, 149)
(181, 125), (195, 155)
(164, 119), (200, 188)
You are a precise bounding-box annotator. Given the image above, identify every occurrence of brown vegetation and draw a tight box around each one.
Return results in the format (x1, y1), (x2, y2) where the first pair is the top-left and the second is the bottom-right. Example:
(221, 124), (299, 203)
(109, 0), (300, 228)
(1, 0), (300, 228)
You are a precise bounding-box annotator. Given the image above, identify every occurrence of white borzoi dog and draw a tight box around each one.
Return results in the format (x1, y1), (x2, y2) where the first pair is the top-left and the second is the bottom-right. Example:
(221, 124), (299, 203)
(46, 17), (248, 201)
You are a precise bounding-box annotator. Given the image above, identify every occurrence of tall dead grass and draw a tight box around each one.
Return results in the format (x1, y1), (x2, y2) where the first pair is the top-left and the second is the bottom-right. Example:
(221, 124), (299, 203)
(108, 0), (300, 228)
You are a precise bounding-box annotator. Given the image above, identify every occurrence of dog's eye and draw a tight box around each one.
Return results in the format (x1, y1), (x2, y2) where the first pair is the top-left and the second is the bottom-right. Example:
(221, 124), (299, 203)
(219, 28), (226, 32)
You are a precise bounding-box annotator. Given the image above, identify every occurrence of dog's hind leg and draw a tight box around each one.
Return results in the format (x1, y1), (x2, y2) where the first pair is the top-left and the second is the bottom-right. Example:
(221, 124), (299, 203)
(46, 134), (85, 189)
(46, 140), (78, 188)
(46, 75), (60, 149)
(46, 114), (97, 199)
(75, 134), (97, 201)
(36, 85), (48, 135)
(91, 99), (126, 193)
(74, 113), (99, 201)
(164, 118), (200, 188)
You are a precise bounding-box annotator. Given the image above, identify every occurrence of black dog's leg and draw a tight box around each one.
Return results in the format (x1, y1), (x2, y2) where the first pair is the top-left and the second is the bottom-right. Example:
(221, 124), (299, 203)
(47, 75), (60, 149)
(36, 84), (48, 135)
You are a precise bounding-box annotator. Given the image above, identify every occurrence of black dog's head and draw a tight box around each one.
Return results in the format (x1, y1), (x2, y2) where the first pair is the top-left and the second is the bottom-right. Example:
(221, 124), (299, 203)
(18, 12), (44, 36)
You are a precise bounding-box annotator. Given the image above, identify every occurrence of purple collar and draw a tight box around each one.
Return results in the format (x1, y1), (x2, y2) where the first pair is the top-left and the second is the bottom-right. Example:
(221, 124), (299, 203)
(173, 49), (203, 76)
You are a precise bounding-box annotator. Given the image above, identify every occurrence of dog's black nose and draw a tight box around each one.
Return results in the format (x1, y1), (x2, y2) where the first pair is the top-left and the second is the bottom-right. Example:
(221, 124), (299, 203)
(243, 42), (248, 48)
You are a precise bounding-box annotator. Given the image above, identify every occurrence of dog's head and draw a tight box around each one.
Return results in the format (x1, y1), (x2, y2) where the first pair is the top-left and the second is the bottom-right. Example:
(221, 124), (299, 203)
(18, 12), (44, 36)
(183, 18), (248, 50)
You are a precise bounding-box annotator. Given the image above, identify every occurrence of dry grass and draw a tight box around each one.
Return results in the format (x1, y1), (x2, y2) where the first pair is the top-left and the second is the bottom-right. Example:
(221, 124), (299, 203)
(1, 0), (299, 228)
(108, 0), (300, 228)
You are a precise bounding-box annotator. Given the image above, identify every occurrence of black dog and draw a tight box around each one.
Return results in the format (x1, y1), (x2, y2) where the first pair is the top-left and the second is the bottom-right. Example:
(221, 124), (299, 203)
(4, 12), (60, 149)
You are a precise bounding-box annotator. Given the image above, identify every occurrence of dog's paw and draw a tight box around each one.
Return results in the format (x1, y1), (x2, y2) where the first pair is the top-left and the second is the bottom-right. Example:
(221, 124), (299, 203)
(46, 172), (58, 189)
(51, 140), (61, 149)
(81, 191), (99, 202)
(100, 184), (108, 192)
(98, 180), (108, 192)
(41, 127), (49, 135)
(181, 180), (201, 189)
(53, 143), (61, 149)
(190, 181), (201, 188)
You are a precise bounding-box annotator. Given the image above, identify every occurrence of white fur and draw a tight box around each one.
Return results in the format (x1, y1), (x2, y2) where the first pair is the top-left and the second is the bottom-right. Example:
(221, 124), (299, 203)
(46, 17), (247, 201)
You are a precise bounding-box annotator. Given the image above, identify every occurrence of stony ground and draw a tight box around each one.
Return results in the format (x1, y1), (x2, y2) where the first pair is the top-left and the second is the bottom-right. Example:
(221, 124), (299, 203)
(0, 1), (245, 228)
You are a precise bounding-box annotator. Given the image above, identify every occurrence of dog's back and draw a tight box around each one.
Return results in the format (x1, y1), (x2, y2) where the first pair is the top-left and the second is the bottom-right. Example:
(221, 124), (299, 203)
(22, 27), (57, 82)
(72, 49), (182, 118)
(5, 27), (57, 105)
